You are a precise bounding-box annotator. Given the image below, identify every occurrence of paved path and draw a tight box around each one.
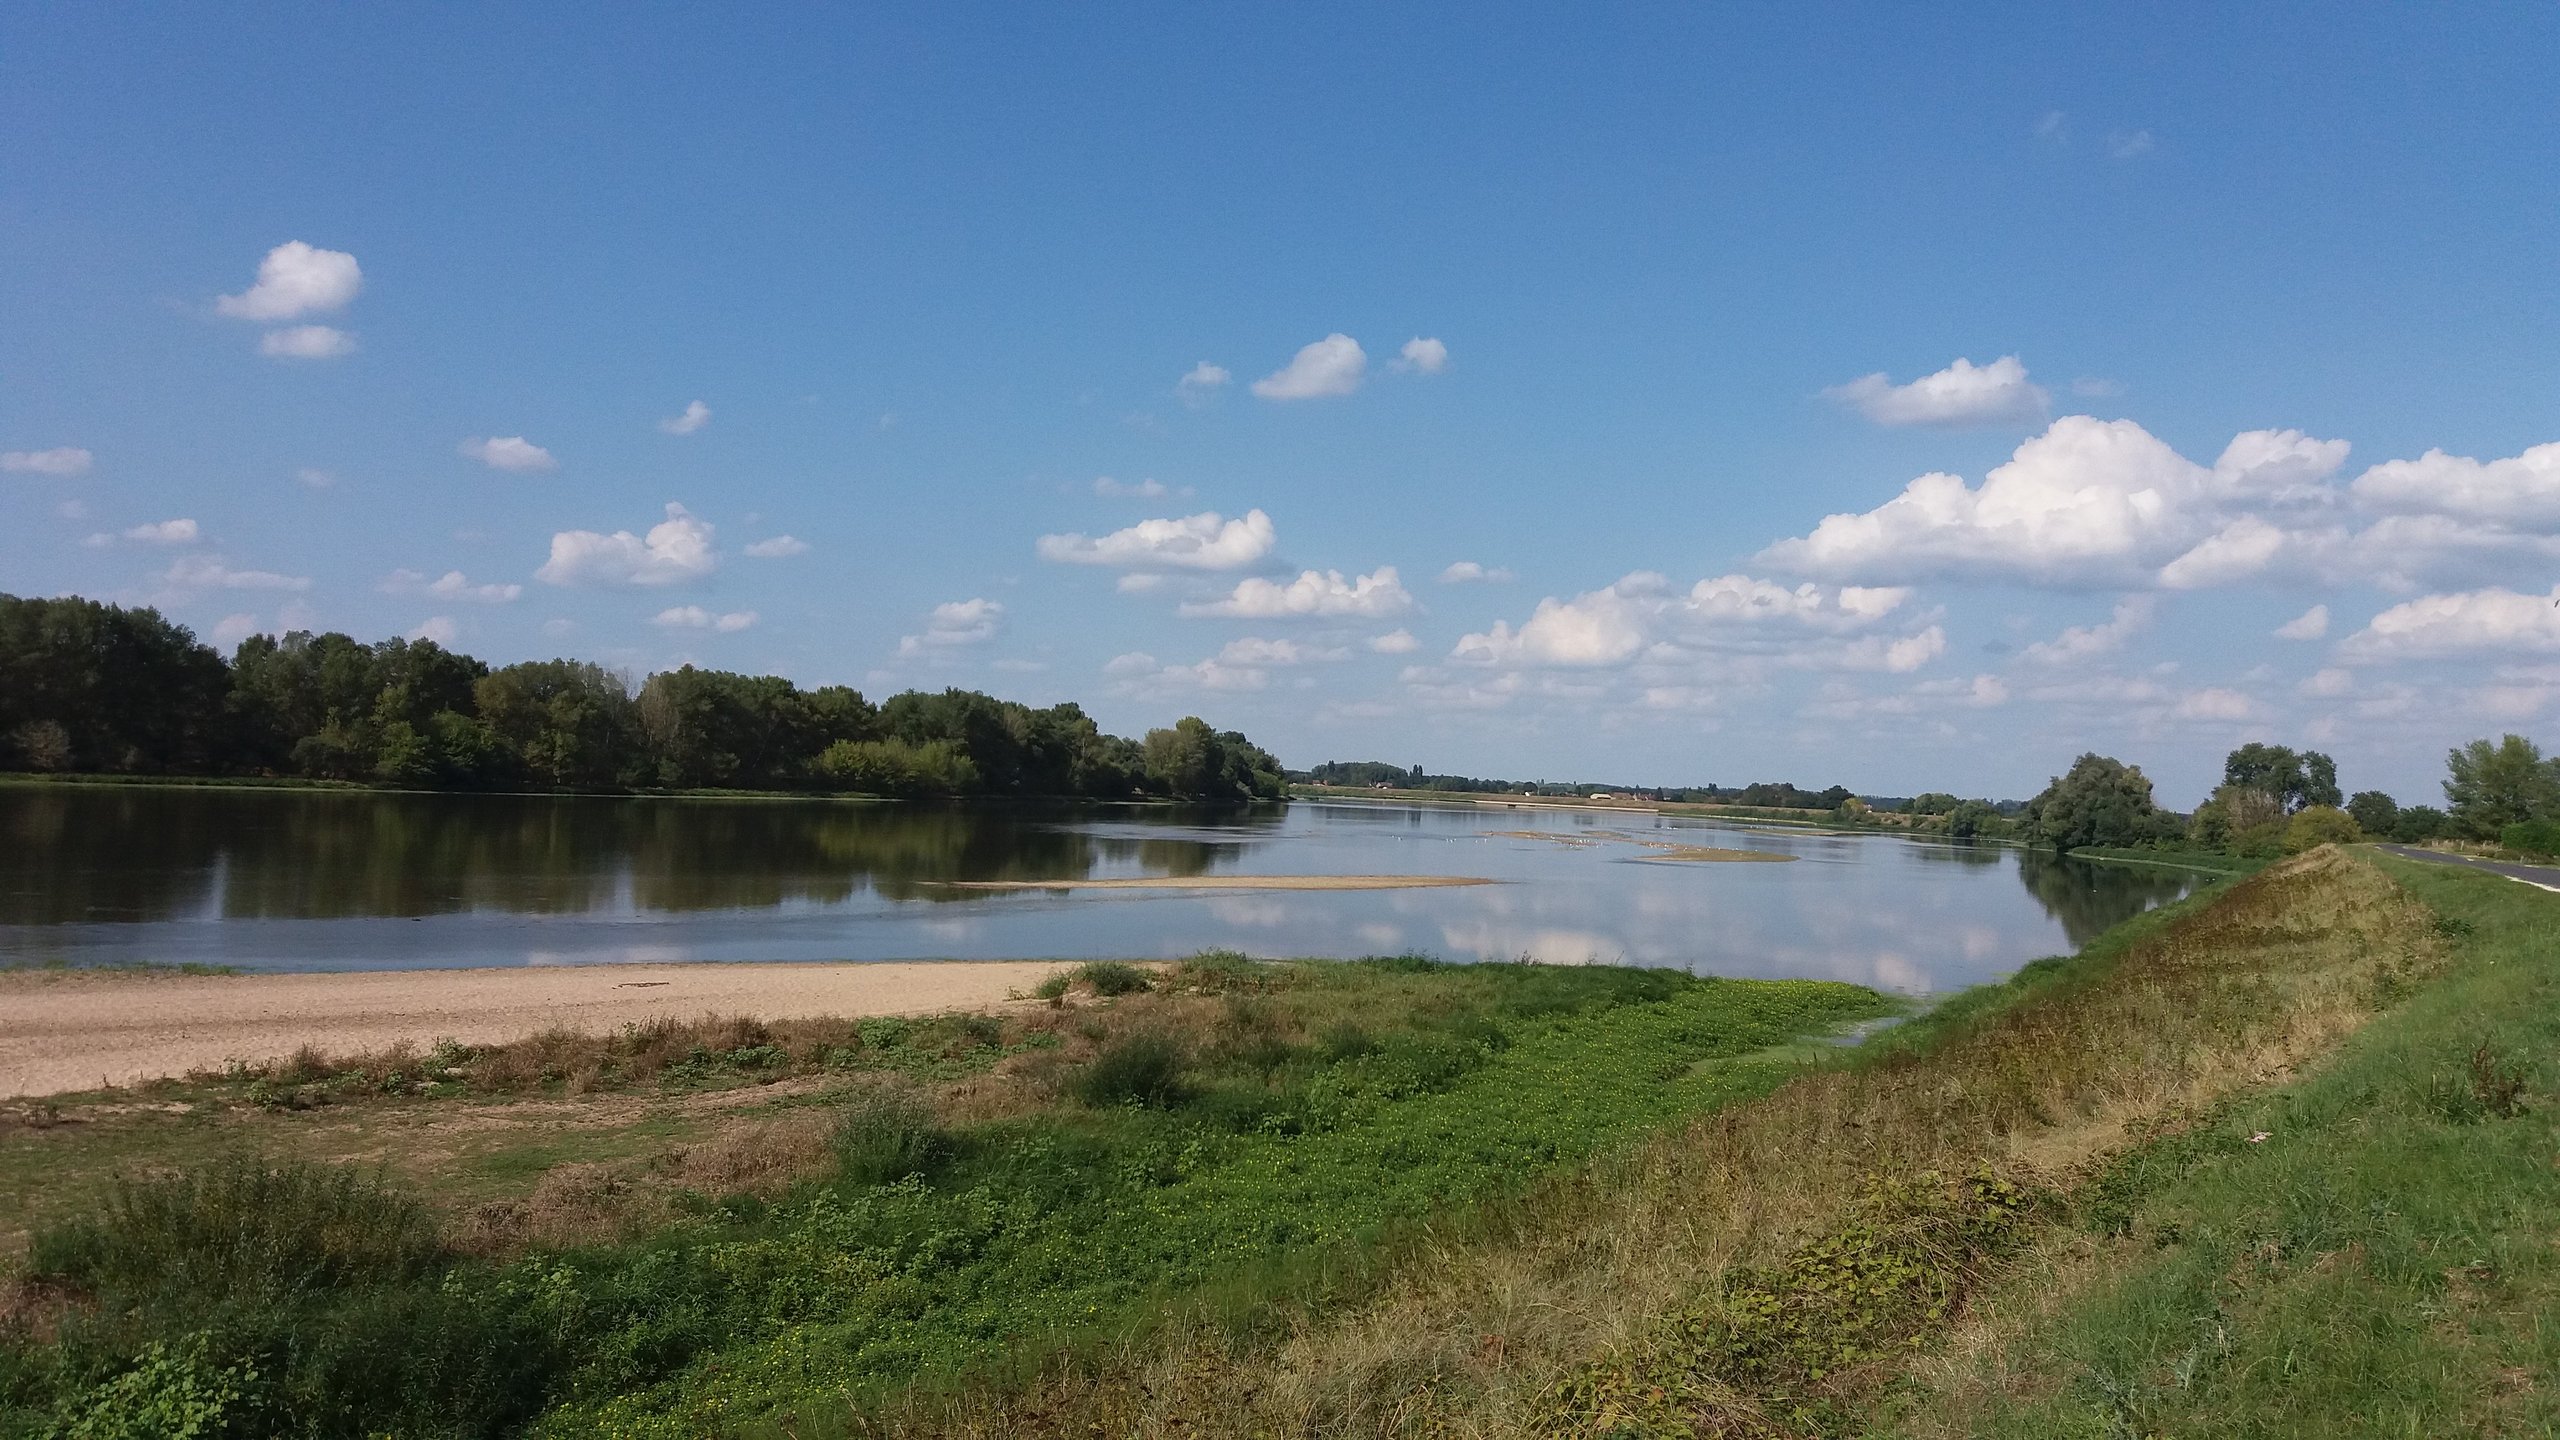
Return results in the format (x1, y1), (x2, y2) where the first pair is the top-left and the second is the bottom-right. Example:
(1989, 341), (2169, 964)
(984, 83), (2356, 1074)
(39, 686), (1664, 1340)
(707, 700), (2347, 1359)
(2376, 844), (2560, 891)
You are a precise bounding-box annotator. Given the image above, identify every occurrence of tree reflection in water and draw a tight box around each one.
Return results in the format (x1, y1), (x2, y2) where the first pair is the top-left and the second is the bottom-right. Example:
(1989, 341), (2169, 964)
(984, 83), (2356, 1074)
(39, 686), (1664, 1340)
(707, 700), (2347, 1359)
(2013, 848), (2199, 948)
(0, 787), (1284, 923)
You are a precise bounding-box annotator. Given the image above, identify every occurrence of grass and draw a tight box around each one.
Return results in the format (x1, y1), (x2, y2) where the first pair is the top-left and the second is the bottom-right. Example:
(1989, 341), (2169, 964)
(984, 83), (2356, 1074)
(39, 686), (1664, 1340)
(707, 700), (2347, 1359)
(1868, 854), (2560, 1438)
(854, 846), (2452, 1437)
(0, 954), (1886, 1439)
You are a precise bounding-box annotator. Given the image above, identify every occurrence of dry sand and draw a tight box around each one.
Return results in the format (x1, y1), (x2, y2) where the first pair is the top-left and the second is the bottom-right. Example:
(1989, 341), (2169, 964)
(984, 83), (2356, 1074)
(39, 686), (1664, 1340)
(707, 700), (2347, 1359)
(935, 874), (1495, 892)
(0, 961), (1070, 1100)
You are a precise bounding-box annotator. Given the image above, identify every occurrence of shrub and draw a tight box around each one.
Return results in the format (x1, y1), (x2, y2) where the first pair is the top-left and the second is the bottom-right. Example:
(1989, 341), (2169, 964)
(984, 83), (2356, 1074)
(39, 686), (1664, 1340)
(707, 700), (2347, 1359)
(833, 1086), (952, 1185)
(1075, 1033), (1187, 1107)
(2501, 818), (2560, 859)
(1071, 961), (1153, 997)
(31, 1156), (444, 1308)
(56, 1330), (265, 1440)
(2283, 805), (2363, 853)
(1168, 949), (1267, 992)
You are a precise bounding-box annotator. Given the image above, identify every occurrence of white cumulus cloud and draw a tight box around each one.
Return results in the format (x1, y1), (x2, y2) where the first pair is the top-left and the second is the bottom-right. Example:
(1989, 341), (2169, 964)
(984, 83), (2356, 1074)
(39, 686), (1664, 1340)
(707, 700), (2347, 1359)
(409, 616), (461, 646)
(1181, 567), (1414, 620)
(653, 606), (758, 633)
(1251, 334), (1365, 400)
(259, 325), (356, 360)
(898, 598), (1004, 655)
(1368, 629), (1420, 655)
(1438, 561), (1514, 584)
(1037, 508), (1276, 571)
(1397, 337), (1449, 374)
(460, 436), (557, 473)
(2351, 440), (2560, 529)
(211, 614), (260, 647)
(2340, 585), (2560, 660)
(537, 503), (718, 587)
(1824, 355), (2049, 428)
(1451, 571), (1929, 671)
(658, 400), (712, 436)
(1762, 418), (2351, 587)
(217, 241), (362, 321)
(744, 536), (809, 558)
(1, 446), (93, 477)
(2274, 604), (2329, 640)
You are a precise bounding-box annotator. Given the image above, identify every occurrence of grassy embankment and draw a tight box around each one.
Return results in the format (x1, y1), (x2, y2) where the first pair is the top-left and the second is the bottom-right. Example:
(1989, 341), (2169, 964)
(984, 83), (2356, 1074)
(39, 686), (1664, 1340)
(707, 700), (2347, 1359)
(841, 846), (2550, 1438)
(0, 957), (1886, 1438)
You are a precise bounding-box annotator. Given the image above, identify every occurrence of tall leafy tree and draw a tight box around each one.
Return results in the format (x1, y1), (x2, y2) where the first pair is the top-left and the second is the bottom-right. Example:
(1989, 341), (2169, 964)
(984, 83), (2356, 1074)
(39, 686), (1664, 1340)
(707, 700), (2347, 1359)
(2444, 734), (2560, 837)
(2221, 742), (2342, 813)
(2023, 753), (2180, 853)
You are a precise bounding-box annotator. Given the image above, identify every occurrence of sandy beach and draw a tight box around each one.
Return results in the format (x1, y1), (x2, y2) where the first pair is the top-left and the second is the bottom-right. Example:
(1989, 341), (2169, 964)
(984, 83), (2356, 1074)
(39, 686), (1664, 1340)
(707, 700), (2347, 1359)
(0, 961), (1070, 1100)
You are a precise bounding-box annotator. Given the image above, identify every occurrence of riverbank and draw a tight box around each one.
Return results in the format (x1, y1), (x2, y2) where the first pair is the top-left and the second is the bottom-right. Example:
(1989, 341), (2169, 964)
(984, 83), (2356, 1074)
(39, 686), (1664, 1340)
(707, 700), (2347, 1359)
(0, 961), (1069, 1098)
(8, 845), (2538, 1437)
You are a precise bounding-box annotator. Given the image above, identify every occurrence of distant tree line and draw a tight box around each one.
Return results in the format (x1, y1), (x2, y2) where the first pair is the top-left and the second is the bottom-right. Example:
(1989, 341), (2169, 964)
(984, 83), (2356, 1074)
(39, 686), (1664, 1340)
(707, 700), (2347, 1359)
(2020, 735), (2554, 857)
(1300, 760), (1901, 811)
(0, 593), (1286, 801)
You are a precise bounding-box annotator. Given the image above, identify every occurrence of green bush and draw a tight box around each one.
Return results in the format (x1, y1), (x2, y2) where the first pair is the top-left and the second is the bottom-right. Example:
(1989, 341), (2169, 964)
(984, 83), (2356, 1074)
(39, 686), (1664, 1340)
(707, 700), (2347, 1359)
(2501, 818), (2560, 859)
(833, 1086), (952, 1185)
(58, 1331), (264, 1440)
(1168, 949), (1267, 992)
(1076, 1033), (1188, 1107)
(1071, 960), (1153, 996)
(2282, 804), (2363, 854)
(31, 1156), (444, 1308)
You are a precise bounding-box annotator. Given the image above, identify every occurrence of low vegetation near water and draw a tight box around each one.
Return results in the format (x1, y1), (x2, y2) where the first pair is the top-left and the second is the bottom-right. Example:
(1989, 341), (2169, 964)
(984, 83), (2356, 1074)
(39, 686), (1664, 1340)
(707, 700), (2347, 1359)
(5, 846), (2549, 1437)
(0, 955), (1886, 1438)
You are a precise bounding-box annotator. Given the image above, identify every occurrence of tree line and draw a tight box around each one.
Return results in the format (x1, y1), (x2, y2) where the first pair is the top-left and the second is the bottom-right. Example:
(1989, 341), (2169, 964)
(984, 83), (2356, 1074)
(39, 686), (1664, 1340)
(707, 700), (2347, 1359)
(0, 593), (1286, 801)
(1299, 760), (1880, 811)
(2016, 736), (2558, 857)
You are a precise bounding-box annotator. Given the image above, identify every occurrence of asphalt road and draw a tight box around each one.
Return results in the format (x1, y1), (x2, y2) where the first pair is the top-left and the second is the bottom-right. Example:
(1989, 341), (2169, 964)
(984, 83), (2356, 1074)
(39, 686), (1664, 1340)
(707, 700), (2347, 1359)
(2376, 843), (2560, 891)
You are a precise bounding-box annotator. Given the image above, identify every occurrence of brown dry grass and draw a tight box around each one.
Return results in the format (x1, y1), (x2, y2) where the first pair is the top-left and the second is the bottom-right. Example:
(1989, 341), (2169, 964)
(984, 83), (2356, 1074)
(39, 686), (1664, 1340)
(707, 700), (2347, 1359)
(853, 846), (2442, 1439)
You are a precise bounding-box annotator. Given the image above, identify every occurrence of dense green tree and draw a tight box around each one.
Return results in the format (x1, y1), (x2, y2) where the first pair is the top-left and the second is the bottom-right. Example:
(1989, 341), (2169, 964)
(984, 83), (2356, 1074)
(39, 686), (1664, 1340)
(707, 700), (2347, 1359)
(2221, 742), (2343, 814)
(2023, 753), (2180, 853)
(1142, 717), (1285, 801)
(1945, 800), (1999, 838)
(1905, 792), (1962, 816)
(3, 592), (1287, 803)
(2345, 790), (2400, 837)
(2443, 734), (2560, 838)
(475, 661), (642, 787)
(0, 594), (232, 772)
(2392, 805), (2452, 843)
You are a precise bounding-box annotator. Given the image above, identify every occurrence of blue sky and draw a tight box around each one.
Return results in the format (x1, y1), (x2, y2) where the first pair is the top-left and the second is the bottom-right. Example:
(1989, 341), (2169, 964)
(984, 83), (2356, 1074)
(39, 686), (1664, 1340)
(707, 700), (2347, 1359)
(4, 3), (2554, 803)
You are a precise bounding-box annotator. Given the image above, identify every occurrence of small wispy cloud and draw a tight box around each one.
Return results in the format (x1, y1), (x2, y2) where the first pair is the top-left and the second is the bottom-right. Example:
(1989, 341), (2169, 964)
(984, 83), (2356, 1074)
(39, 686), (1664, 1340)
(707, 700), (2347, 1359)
(459, 436), (557, 473)
(659, 400), (711, 435)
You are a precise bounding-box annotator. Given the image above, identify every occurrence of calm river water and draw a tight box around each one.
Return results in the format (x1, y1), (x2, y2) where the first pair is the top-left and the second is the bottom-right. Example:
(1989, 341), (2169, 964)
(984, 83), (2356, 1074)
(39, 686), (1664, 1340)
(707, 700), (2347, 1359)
(0, 788), (2197, 992)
